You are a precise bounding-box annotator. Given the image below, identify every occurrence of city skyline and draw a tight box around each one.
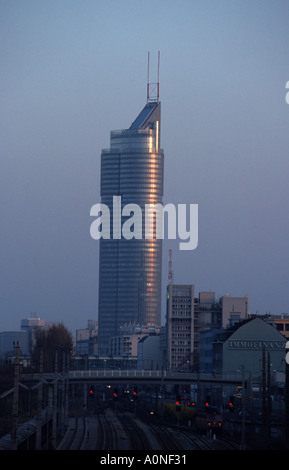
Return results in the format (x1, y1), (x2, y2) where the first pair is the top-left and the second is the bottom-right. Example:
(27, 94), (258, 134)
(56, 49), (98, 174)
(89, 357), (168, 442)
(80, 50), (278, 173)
(1, 1), (289, 334)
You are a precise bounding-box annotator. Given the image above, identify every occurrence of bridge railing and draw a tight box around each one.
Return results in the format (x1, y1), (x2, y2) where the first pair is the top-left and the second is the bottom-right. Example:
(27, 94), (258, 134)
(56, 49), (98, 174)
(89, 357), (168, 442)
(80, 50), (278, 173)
(19, 369), (245, 384)
(68, 369), (243, 383)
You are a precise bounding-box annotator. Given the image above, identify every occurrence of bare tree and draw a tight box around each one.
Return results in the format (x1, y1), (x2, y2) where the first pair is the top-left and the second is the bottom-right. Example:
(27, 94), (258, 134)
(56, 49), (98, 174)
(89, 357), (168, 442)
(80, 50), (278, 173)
(32, 323), (73, 372)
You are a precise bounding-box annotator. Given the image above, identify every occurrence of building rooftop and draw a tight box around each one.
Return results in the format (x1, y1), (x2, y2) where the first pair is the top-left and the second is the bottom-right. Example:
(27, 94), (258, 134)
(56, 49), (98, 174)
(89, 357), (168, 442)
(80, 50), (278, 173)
(129, 102), (160, 130)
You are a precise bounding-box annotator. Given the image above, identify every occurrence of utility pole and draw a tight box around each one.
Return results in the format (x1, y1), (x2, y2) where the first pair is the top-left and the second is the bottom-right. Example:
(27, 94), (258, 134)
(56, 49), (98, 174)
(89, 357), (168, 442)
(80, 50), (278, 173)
(36, 348), (43, 450)
(51, 350), (58, 449)
(64, 347), (70, 428)
(240, 365), (246, 450)
(285, 342), (289, 448)
(262, 348), (267, 437)
(11, 342), (20, 450)
(160, 350), (165, 419)
(267, 352), (271, 440)
(59, 349), (66, 434)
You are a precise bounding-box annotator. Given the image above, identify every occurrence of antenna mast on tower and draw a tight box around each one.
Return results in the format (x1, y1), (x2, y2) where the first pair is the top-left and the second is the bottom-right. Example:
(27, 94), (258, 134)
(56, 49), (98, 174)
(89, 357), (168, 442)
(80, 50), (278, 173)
(147, 51), (160, 104)
(168, 249), (173, 284)
(147, 51), (150, 104)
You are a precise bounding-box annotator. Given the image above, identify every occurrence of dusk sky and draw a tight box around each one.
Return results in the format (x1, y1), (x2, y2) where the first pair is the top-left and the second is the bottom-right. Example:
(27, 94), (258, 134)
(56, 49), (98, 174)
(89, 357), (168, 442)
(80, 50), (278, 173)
(1, 0), (289, 334)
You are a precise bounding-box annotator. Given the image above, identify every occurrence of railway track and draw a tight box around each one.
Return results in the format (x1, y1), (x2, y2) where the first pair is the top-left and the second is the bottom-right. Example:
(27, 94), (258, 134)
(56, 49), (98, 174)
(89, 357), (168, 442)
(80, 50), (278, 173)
(149, 424), (215, 451)
(118, 413), (151, 450)
(96, 411), (117, 450)
(149, 424), (184, 450)
(71, 416), (86, 450)
(180, 430), (215, 450)
(57, 416), (86, 450)
(58, 409), (240, 451)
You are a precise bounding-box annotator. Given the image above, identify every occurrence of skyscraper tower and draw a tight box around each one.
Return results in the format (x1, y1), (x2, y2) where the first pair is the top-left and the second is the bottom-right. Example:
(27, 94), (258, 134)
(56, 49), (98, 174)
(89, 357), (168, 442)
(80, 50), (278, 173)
(97, 54), (164, 355)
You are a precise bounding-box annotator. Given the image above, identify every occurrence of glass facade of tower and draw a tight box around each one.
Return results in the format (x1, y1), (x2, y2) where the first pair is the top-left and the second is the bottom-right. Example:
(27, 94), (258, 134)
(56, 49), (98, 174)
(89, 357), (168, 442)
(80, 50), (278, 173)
(98, 102), (164, 355)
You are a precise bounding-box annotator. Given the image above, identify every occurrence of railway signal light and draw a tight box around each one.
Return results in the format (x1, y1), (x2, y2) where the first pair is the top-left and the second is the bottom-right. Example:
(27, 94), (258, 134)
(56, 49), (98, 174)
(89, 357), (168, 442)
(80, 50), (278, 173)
(229, 396), (234, 412)
(89, 385), (95, 398)
(205, 396), (211, 407)
(176, 394), (181, 412)
(133, 387), (138, 399)
(113, 388), (118, 400)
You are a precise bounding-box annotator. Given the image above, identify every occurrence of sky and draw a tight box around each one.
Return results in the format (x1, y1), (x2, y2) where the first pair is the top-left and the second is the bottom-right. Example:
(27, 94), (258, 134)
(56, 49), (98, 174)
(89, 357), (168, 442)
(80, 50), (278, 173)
(1, 0), (289, 334)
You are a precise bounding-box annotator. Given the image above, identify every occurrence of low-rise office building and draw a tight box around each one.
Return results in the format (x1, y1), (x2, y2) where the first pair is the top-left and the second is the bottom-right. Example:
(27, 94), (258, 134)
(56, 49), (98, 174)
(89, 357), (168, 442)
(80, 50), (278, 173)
(272, 314), (289, 339)
(212, 317), (287, 375)
(76, 320), (98, 356)
(166, 284), (249, 371)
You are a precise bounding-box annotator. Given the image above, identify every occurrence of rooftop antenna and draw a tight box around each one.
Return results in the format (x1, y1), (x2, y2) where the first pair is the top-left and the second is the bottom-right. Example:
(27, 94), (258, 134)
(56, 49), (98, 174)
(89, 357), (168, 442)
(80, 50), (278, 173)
(157, 50), (160, 104)
(168, 248), (173, 284)
(147, 51), (150, 104)
(147, 51), (160, 104)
